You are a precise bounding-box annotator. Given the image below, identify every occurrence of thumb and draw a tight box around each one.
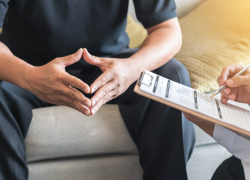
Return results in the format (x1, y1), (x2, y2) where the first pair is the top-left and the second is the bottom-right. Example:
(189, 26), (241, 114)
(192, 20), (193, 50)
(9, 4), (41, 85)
(226, 75), (250, 87)
(82, 48), (102, 66)
(61, 48), (83, 66)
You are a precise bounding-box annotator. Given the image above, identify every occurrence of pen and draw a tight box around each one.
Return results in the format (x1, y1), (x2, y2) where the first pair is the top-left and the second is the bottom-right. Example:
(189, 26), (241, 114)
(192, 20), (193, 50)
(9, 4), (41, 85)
(211, 64), (250, 98)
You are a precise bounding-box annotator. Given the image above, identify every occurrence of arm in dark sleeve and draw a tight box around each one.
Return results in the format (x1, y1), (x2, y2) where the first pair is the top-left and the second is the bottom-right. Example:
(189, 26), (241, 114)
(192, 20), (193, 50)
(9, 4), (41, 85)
(0, 0), (10, 27)
(133, 0), (177, 28)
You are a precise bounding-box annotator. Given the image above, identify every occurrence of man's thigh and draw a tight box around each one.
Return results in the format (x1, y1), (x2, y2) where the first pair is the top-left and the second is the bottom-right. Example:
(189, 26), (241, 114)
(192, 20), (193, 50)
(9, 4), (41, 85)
(212, 156), (245, 180)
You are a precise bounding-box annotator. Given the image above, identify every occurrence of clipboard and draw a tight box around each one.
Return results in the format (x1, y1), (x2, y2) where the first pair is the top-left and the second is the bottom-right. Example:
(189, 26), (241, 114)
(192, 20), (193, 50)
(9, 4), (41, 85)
(134, 71), (250, 137)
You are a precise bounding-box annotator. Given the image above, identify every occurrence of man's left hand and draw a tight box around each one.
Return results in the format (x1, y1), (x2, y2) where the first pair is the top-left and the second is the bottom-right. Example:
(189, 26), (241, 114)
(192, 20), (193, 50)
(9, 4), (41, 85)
(82, 48), (140, 115)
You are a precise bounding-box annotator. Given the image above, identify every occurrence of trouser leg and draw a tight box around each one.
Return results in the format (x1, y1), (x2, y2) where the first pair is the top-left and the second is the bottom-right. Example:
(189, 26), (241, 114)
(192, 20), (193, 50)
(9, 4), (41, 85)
(77, 49), (195, 180)
(211, 156), (245, 180)
(0, 81), (49, 180)
(117, 59), (195, 180)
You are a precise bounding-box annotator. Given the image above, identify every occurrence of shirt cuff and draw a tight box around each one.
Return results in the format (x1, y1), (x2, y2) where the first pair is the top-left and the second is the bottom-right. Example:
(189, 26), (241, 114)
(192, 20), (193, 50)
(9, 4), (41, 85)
(213, 124), (236, 154)
(233, 133), (250, 164)
(213, 124), (250, 164)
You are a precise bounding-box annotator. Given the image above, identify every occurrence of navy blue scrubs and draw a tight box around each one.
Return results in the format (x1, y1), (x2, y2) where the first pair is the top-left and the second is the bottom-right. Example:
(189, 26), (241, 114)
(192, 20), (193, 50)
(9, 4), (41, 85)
(0, 0), (195, 179)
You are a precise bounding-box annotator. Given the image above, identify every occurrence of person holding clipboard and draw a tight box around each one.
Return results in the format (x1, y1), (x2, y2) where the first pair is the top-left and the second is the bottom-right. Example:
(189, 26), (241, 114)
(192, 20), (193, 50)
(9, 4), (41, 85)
(184, 64), (250, 180)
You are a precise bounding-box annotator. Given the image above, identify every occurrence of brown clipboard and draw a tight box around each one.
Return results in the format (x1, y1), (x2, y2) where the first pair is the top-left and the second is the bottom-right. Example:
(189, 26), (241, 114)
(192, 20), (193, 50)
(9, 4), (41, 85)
(134, 72), (250, 137)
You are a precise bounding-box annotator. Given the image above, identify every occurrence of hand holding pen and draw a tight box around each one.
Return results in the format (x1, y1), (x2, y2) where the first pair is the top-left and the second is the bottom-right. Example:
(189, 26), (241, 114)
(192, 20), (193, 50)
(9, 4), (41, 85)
(212, 64), (250, 104)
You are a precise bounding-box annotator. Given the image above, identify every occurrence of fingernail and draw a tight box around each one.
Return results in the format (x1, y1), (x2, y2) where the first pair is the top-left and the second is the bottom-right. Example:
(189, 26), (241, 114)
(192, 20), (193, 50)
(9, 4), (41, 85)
(92, 109), (96, 115)
(86, 101), (91, 108)
(91, 88), (96, 94)
(228, 95), (233, 100)
(84, 110), (89, 116)
(224, 89), (230, 95)
(227, 79), (234, 85)
(92, 100), (96, 106)
(84, 88), (89, 94)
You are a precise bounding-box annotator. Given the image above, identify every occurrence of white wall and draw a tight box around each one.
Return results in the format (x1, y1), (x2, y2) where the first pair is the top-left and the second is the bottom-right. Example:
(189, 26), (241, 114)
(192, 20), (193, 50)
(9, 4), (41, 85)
(128, 0), (207, 22)
(128, 0), (140, 23)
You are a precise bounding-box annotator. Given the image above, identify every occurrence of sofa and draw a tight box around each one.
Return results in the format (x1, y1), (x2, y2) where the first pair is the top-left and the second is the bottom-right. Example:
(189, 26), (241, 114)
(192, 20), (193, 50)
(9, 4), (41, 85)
(26, 99), (234, 180)
(24, 0), (241, 179)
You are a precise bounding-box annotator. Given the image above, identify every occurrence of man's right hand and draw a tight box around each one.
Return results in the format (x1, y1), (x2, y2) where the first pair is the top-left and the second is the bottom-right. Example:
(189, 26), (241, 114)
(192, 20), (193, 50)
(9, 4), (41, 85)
(24, 48), (91, 115)
(217, 64), (250, 104)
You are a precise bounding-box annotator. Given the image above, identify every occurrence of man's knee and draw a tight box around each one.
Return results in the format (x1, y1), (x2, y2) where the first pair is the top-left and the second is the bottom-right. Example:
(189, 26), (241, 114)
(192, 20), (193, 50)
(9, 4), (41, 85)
(153, 58), (191, 87)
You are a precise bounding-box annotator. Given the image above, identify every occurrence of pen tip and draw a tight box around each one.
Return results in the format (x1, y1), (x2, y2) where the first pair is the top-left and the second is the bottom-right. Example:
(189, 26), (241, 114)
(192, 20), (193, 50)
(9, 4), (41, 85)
(210, 93), (215, 98)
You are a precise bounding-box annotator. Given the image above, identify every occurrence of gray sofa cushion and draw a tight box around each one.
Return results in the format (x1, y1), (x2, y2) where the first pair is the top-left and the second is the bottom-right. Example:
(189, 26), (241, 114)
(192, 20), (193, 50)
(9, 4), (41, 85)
(28, 154), (142, 180)
(25, 105), (138, 163)
(26, 104), (232, 180)
(26, 104), (219, 163)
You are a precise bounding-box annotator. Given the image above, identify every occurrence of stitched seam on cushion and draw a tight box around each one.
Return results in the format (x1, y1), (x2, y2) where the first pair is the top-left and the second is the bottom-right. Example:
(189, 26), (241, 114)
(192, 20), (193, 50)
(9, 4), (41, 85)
(27, 150), (139, 163)
(27, 153), (139, 165)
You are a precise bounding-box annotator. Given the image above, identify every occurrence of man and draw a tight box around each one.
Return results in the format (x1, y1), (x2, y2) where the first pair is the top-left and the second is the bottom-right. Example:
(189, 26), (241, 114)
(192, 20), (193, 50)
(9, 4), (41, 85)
(0, 0), (195, 179)
(185, 64), (250, 180)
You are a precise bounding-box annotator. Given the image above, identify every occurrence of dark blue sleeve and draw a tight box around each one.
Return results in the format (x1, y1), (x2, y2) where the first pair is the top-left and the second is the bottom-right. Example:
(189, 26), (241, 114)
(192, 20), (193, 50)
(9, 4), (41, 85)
(133, 0), (177, 29)
(0, 0), (10, 27)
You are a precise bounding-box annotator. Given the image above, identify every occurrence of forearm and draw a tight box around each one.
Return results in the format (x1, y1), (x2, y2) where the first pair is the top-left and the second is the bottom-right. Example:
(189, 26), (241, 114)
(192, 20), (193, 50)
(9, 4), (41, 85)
(0, 42), (33, 89)
(128, 18), (182, 77)
(193, 119), (215, 137)
(184, 113), (215, 137)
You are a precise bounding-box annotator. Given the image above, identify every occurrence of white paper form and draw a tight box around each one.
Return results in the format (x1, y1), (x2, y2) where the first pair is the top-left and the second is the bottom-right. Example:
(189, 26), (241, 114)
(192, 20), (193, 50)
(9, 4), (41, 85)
(140, 71), (250, 133)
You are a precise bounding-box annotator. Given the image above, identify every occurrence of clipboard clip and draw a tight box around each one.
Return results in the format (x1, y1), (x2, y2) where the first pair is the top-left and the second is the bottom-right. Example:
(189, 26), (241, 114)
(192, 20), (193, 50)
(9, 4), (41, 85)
(138, 71), (154, 87)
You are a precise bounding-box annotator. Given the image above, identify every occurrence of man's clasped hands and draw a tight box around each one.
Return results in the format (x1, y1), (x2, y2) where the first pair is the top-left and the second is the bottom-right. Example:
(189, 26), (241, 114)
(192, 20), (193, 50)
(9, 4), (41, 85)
(24, 48), (139, 116)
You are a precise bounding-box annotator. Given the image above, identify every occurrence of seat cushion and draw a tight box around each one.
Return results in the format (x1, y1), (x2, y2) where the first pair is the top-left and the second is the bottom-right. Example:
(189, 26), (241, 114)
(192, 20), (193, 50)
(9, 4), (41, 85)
(25, 105), (138, 163)
(174, 0), (250, 92)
